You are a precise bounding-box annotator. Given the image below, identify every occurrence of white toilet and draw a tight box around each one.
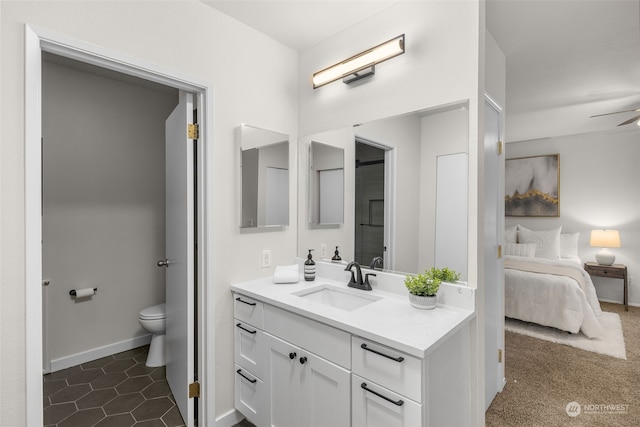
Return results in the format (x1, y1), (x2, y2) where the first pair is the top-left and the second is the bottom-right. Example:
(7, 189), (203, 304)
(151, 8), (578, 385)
(138, 303), (166, 367)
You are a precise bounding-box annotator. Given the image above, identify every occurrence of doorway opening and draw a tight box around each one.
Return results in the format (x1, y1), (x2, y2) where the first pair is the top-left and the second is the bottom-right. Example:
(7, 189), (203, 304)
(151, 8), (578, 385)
(26, 26), (212, 427)
(354, 138), (390, 269)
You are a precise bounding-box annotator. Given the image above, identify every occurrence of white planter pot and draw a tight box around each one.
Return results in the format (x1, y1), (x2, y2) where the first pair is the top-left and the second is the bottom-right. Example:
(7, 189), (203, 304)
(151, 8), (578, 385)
(408, 294), (437, 310)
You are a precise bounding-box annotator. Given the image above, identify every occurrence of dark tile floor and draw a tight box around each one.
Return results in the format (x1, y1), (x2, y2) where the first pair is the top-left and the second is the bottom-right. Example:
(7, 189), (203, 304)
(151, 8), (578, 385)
(43, 345), (185, 427)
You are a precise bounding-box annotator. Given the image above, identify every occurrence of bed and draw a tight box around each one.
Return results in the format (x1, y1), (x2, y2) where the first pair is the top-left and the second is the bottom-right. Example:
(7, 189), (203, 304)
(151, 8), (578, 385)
(504, 225), (605, 338)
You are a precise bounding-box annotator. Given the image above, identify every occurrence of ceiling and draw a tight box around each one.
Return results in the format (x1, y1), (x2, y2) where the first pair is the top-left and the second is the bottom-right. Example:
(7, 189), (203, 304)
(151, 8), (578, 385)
(202, 0), (640, 140)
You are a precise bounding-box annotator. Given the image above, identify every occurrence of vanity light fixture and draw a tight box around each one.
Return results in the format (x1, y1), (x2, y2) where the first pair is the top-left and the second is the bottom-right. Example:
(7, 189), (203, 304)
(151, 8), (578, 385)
(590, 229), (621, 265)
(312, 34), (405, 89)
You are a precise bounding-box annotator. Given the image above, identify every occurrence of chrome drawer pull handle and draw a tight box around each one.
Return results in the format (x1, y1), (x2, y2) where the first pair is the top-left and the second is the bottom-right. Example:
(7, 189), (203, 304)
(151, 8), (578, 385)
(361, 343), (404, 362)
(236, 369), (257, 383)
(236, 323), (257, 334)
(235, 297), (257, 306)
(361, 382), (404, 406)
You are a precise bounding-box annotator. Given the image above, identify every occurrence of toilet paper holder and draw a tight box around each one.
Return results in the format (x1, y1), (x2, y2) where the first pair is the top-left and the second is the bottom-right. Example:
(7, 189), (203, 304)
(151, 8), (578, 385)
(69, 288), (98, 297)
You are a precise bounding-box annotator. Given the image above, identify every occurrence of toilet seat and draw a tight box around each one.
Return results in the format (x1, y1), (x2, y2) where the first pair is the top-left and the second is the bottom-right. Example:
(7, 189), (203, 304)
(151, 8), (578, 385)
(139, 303), (166, 320)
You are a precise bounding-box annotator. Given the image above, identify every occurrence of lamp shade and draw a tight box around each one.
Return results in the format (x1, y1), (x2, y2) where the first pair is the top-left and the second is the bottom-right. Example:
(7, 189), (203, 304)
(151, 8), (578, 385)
(589, 229), (621, 248)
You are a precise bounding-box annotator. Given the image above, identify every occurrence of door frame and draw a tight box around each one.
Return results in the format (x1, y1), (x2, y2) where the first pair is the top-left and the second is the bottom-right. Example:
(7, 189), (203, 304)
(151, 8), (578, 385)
(353, 136), (396, 270)
(25, 25), (214, 426)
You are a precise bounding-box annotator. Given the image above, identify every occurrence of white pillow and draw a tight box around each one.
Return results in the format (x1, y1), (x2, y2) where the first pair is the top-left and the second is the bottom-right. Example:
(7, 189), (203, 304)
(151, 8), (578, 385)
(518, 225), (562, 259)
(560, 232), (580, 259)
(504, 243), (537, 257)
(505, 225), (518, 244)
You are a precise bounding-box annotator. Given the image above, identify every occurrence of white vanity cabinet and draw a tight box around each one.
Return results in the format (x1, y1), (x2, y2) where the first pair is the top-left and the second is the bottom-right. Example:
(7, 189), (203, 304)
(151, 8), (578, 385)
(232, 277), (474, 427)
(234, 292), (351, 427)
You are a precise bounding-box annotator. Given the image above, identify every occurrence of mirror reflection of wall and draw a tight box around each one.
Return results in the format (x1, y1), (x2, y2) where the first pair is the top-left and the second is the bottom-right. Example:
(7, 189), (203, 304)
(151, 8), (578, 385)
(309, 141), (344, 225)
(240, 124), (289, 228)
(298, 102), (469, 277)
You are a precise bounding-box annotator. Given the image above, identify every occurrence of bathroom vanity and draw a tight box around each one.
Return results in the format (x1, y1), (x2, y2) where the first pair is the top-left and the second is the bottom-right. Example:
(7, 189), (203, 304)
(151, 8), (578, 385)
(231, 264), (475, 427)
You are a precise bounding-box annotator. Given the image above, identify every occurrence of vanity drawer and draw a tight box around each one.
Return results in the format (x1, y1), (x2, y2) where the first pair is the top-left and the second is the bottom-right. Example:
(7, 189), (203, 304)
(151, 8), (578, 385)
(263, 304), (351, 369)
(234, 320), (266, 380)
(352, 374), (422, 427)
(234, 365), (267, 427)
(352, 336), (422, 403)
(234, 293), (264, 329)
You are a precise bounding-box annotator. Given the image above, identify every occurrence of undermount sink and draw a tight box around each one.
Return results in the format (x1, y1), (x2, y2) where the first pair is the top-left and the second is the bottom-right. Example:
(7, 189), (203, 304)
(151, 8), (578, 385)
(293, 284), (382, 311)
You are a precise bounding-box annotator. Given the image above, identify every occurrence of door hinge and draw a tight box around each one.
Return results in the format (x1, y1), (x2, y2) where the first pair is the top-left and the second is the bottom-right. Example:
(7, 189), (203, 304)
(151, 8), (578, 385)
(189, 381), (200, 398)
(188, 123), (199, 140)
(498, 245), (502, 259)
(498, 349), (503, 363)
(497, 140), (503, 155)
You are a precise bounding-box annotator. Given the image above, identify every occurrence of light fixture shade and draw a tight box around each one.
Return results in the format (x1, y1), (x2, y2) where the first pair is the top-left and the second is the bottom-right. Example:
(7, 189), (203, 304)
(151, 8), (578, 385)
(312, 34), (405, 89)
(589, 229), (621, 248)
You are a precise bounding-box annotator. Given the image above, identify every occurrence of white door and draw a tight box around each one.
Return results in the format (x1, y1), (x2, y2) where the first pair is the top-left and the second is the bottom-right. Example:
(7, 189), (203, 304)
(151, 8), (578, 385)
(164, 91), (195, 426)
(484, 98), (505, 409)
(264, 167), (289, 226)
(319, 168), (344, 224)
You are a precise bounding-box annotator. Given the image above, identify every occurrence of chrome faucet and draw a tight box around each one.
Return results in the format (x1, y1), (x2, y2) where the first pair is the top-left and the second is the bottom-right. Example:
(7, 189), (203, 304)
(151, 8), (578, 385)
(345, 261), (373, 291)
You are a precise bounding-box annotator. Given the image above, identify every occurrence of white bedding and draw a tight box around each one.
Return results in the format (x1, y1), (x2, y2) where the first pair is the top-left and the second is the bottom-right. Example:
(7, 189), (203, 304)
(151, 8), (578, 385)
(505, 255), (605, 338)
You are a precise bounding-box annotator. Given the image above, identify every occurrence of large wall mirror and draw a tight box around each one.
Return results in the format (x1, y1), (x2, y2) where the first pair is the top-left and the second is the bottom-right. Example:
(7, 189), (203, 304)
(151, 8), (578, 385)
(240, 124), (289, 228)
(297, 102), (469, 279)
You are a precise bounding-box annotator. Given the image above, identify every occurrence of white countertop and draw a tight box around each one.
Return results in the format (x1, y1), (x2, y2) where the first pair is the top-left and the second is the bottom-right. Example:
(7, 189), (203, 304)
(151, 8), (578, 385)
(230, 275), (475, 358)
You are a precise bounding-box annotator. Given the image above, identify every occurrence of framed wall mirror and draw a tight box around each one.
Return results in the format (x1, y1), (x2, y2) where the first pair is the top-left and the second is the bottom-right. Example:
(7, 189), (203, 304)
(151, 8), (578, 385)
(298, 102), (469, 279)
(309, 141), (344, 225)
(239, 124), (289, 228)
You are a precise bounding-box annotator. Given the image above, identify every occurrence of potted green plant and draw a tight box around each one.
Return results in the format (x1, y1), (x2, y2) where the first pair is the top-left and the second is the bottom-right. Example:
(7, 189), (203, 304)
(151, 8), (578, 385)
(404, 267), (461, 310)
(426, 267), (461, 284)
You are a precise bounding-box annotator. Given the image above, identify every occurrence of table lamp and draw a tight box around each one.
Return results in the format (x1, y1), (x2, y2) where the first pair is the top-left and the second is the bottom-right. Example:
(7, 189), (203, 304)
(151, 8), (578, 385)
(590, 229), (621, 265)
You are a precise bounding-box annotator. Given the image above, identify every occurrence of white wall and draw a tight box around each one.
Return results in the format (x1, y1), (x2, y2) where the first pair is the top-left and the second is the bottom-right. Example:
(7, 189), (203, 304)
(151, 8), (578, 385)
(42, 59), (177, 364)
(420, 108), (470, 275)
(505, 127), (640, 306)
(356, 114), (422, 272)
(0, 1), (298, 424)
(299, 1), (480, 136)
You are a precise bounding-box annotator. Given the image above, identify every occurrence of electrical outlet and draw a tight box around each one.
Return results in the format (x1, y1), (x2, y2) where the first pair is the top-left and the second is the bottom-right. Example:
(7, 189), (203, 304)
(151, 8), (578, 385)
(261, 250), (271, 268)
(320, 244), (327, 259)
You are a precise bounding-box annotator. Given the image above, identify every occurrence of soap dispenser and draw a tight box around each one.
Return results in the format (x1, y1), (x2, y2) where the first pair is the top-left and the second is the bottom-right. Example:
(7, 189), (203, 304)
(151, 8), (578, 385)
(331, 246), (342, 263)
(304, 249), (316, 281)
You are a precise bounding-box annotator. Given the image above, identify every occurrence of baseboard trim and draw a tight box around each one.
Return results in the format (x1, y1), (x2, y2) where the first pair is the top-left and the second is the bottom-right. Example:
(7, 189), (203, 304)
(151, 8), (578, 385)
(215, 408), (244, 427)
(49, 335), (152, 373)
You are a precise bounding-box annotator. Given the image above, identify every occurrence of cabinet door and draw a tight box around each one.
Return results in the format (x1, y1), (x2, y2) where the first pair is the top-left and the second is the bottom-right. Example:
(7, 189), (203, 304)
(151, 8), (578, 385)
(300, 351), (351, 427)
(352, 374), (421, 427)
(265, 334), (301, 427)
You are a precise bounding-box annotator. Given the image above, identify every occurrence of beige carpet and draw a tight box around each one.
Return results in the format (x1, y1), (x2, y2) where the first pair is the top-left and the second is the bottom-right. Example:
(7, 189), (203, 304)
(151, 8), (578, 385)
(486, 303), (640, 427)
(505, 311), (626, 359)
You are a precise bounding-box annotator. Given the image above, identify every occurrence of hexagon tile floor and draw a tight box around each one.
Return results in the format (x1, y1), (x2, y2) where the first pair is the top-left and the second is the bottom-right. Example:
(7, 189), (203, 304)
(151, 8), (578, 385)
(43, 345), (185, 427)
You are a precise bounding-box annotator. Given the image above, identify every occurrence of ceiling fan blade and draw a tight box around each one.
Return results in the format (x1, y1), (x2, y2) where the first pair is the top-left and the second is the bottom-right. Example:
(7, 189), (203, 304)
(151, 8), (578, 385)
(590, 108), (640, 118)
(617, 114), (640, 126)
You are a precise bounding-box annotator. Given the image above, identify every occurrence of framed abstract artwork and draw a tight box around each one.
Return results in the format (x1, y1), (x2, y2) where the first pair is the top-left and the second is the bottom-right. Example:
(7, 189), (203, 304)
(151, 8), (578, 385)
(505, 154), (559, 217)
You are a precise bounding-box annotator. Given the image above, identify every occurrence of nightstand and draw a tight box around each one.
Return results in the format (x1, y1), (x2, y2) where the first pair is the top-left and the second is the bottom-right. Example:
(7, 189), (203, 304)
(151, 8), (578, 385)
(584, 262), (628, 311)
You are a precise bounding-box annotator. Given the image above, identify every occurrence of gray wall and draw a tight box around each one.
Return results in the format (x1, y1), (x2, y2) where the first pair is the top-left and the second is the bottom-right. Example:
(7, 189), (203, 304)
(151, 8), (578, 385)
(505, 127), (640, 306)
(42, 59), (178, 364)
